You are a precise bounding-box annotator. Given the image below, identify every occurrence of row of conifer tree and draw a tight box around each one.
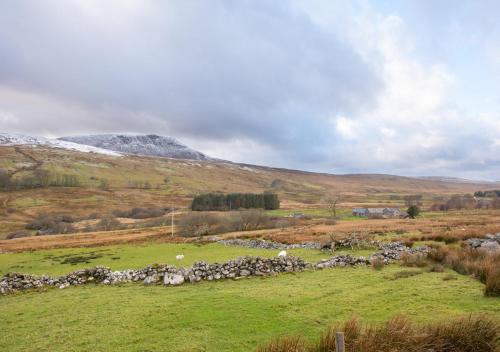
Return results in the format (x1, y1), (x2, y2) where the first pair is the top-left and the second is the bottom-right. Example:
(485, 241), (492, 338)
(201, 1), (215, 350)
(191, 192), (280, 211)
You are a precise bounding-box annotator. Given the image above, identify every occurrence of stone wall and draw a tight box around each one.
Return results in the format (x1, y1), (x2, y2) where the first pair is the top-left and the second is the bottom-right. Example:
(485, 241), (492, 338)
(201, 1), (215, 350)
(0, 256), (309, 295)
(217, 239), (324, 250)
(0, 241), (431, 295)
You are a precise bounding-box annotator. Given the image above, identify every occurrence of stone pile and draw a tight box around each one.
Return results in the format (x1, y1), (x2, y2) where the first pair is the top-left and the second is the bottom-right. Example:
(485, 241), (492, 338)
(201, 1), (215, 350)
(370, 242), (430, 263)
(467, 233), (500, 252)
(0, 256), (309, 295)
(218, 238), (323, 250)
(315, 255), (368, 269)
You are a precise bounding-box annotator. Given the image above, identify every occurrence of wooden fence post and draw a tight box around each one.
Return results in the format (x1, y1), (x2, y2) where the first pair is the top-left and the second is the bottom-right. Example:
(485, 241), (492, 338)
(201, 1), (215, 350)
(335, 331), (345, 352)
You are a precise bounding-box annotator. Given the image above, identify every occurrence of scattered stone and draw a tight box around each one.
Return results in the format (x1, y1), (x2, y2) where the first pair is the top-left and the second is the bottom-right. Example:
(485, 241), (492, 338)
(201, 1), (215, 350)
(315, 255), (368, 269)
(467, 234), (500, 251)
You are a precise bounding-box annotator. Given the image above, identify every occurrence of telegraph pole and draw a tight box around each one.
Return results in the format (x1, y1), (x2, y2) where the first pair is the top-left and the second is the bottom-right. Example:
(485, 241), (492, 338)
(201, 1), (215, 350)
(171, 206), (175, 237)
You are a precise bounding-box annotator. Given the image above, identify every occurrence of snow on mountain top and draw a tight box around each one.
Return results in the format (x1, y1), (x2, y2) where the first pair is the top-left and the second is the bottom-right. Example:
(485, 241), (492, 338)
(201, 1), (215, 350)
(0, 133), (121, 156)
(59, 134), (209, 160)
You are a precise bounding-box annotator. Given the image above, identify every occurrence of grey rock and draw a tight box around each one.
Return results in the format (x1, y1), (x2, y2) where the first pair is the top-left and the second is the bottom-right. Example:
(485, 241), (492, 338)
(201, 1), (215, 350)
(164, 274), (184, 286)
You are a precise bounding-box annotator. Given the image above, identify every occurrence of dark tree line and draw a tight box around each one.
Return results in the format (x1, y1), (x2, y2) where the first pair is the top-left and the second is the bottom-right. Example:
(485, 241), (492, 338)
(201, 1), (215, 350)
(0, 169), (80, 190)
(474, 190), (500, 197)
(191, 192), (280, 211)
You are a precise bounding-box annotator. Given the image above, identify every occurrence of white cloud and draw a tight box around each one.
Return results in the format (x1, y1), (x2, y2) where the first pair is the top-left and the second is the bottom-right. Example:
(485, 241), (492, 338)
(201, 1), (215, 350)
(335, 116), (358, 139)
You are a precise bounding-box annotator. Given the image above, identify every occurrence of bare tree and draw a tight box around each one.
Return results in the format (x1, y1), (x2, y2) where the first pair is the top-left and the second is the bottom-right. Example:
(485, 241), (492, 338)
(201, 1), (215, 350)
(403, 194), (423, 207)
(321, 193), (343, 218)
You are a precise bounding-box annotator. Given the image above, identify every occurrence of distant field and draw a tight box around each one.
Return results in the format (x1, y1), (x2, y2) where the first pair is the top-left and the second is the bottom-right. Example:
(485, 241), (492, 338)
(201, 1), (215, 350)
(1, 246), (498, 352)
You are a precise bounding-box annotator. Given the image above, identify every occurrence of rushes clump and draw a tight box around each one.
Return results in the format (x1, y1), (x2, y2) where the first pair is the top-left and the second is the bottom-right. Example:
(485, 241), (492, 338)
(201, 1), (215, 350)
(257, 315), (499, 352)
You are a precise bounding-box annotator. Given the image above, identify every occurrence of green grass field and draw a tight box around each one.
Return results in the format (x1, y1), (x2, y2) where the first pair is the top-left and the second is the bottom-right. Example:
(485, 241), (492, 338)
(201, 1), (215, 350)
(0, 243), (373, 277)
(1, 243), (499, 352)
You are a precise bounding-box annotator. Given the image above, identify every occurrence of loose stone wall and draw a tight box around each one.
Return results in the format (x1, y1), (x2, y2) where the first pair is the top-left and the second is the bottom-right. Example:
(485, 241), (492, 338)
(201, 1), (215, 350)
(1, 241), (430, 295)
(0, 256), (309, 295)
(371, 242), (430, 263)
(217, 239), (324, 250)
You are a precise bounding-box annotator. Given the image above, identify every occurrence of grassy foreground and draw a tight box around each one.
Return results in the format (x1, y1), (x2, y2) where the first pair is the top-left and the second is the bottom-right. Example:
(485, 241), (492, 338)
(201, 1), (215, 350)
(1, 244), (499, 351)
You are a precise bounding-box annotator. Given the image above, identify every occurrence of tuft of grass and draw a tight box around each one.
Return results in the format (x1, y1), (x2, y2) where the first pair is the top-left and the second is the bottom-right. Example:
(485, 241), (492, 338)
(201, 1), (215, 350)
(371, 257), (384, 270)
(443, 274), (458, 281)
(485, 268), (500, 297)
(430, 245), (500, 296)
(400, 252), (427, 268)
(256, 336), (305, 352)
(392, 270), (422, 280)
(259, 315), (500, 352)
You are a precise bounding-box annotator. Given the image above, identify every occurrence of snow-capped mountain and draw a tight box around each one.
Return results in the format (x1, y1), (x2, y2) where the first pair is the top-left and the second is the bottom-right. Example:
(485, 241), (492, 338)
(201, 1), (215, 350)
(59, 134), (209, 160)
(0, 133), (121, 156)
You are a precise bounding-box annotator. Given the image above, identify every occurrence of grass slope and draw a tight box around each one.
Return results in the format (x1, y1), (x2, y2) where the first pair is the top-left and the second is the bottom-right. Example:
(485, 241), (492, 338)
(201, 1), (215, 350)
(1, 265), (498, 352)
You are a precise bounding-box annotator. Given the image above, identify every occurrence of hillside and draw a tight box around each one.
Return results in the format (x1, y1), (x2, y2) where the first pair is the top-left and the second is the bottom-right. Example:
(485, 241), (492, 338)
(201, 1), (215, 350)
(1, 145), (496, 202)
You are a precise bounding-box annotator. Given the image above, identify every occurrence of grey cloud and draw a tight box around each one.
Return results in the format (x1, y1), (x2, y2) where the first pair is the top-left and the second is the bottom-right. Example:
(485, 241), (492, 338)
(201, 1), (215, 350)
(0, 1), (380, 149)
(0, 1), (499, 180)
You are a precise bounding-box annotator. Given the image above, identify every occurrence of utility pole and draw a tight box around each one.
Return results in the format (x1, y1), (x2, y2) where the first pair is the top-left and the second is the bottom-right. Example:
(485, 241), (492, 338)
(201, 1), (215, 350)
(171, 206), (175, 237)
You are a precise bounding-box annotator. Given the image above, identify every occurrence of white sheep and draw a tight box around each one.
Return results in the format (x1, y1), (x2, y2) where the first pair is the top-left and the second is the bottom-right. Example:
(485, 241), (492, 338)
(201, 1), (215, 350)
(175, 254), (185, 260)
(278, 250), (287, 257)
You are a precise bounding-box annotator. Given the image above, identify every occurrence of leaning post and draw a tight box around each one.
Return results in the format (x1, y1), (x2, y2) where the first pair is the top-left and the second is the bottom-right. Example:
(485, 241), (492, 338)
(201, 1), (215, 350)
(335, 332), (345, 352)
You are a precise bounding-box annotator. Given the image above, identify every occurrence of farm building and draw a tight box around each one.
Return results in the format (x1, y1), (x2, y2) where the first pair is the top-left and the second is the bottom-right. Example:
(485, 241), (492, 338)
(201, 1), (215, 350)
(352, 208), (368, 216)
(352, 207), (408, 219)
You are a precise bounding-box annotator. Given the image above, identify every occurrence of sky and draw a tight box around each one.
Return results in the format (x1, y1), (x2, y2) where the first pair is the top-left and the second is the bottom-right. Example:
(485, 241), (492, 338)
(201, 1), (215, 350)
(0, 1), (499, 180)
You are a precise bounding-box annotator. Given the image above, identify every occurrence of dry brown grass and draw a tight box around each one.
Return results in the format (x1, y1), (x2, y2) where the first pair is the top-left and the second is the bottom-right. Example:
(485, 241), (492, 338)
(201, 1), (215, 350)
(219, 209), (500, 245)
(0, 226), (184, 252)
(2, 145), (500, 248)
(429, 245), (500, 296)
(256, 336), (305, 352)
(400, 252), (428, 267)
(257, 316), (500, 352)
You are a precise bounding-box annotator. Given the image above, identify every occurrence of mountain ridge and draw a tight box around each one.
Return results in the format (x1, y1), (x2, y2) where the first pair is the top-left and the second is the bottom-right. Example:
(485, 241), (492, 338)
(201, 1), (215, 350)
(0, 133), (121, 156)
(59, 134), (209, 161)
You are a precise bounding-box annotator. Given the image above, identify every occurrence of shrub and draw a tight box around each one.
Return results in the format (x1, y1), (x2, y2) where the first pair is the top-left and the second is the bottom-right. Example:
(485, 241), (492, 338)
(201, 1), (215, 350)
(94, 217), (123, 231)
(485, 268), (500, 297)
(400, 253), (427, 268)
(5, 230), (31, 239)
(26, 214), (76, 235)
(112, 207), (167, 219)
(371, 257), (384, 270)
(179, 210), (273, 237)
(402, 239), (414, 248)
(407, 205), (420, 219)
(427, 264), (445, 273)
(86, 212), (101, 220)
(235, 210), (270, 231)
(179, 213), (220, 237)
